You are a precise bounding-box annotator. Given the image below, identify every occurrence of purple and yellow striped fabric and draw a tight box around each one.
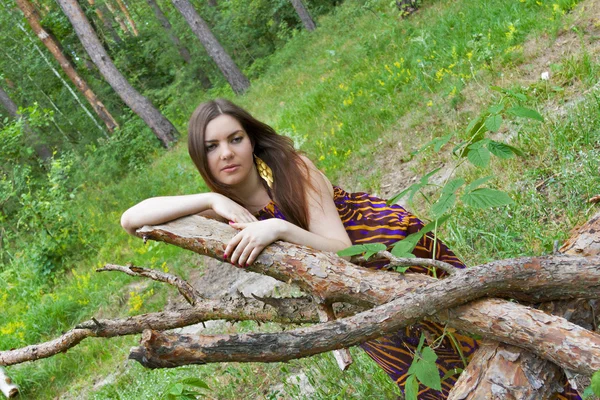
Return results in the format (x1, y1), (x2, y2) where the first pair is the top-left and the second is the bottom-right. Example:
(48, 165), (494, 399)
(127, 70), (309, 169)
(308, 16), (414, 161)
(255, 186), (580, 399)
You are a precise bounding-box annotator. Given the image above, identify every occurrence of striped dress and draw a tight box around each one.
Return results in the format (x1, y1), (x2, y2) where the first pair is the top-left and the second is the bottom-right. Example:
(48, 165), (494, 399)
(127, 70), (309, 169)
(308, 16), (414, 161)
(255, 186), (580, 399)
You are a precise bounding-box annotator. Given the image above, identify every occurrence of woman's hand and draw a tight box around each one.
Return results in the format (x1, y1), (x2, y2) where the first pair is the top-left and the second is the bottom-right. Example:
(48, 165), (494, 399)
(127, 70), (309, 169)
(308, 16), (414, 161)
(225, 219), (285, 267)
(210, 194), (258, 224)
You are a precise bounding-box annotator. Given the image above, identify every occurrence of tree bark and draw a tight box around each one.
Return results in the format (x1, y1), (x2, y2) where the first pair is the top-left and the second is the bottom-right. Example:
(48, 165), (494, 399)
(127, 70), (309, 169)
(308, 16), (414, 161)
(15, 0), (120, 133)
(129, 288), (600, 374)
(448, 210), (600, 399)
(104, 0), (131, 36)
(289, 0), (316, 31)
(0, 84), (52, 161)
(171, 0), (250, 95)
(57, 0), (179, 148)
(114, 0), (138, 36)
(146, 0), (191, 63)
(86, 0), (122, 44)
(0, 367), (18, 398)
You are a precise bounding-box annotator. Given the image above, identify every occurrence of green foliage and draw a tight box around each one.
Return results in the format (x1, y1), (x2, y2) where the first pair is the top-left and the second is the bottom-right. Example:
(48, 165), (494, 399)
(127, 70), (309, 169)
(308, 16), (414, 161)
(404, 334), (442, 400)
(164, 377), (210, 399)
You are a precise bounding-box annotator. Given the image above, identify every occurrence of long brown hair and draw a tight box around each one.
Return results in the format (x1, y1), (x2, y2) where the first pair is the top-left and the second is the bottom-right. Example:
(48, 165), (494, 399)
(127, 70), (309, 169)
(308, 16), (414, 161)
(188, 98), (313, 230)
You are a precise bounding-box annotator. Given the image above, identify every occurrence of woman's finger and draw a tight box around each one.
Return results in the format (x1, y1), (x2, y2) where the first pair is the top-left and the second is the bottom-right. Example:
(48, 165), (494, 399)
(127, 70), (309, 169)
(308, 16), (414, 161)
(246, 246), (264, 266)
(225, 232), (244, 261)
(237, 243), (255, 267)
(229, 235), (250, 266)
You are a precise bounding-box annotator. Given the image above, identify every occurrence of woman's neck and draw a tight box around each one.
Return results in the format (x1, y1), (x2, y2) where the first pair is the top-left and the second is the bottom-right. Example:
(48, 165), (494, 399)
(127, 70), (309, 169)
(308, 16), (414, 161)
(232, 166), (271, 212)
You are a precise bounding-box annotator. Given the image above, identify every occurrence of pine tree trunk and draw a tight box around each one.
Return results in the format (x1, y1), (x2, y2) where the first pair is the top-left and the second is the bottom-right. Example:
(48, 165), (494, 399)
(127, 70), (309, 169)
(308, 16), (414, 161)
(86, 0), (122, 44)
(289, 0), (316, 31)
(171, 0), (249, 95)
(104, 0), (132, 36)
(0, 84), (52, 161)
(114, 0), (138, 36)
(146, 0), (191, 63)
(57, 0), (179, 147)
(15, 0), (119, 134)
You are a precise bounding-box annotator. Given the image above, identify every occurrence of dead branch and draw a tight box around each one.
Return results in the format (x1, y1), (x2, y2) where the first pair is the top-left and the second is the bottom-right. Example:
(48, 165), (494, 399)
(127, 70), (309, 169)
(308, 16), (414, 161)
(0, 293), (324, 367)
(98, 263), (202, 306)
(354, 250), (457, 276)
(129, 255), (600, 375)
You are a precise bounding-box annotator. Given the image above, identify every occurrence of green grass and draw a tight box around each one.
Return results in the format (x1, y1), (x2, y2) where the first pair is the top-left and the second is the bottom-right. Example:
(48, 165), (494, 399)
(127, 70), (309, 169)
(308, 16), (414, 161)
(2, 0), (600, 398)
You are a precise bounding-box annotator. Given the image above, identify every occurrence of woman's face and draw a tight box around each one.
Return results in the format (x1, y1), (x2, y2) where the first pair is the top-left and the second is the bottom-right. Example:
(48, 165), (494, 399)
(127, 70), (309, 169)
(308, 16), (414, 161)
(204, 114), (254, 187)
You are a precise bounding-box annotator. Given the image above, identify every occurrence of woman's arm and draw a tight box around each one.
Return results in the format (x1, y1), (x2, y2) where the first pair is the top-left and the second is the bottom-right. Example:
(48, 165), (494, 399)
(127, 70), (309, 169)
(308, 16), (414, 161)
(226, 156), (352, 266)
(120, 192), (257, 236)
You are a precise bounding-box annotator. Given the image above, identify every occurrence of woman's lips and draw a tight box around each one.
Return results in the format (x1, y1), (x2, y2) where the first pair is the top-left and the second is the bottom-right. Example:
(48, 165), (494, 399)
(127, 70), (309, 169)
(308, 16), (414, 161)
(222, 165), (239, 173)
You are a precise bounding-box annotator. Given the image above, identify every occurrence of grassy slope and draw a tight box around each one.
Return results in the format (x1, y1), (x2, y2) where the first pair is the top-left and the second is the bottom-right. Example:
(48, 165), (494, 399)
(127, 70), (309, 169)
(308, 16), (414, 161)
(3, 0), (600, 398)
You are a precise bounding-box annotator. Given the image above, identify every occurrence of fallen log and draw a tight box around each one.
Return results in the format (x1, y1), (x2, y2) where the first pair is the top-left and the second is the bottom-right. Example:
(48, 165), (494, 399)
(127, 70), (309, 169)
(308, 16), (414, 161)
(448, 209), (600, 399)
(137, 216), (600, 304)
(129, 254), (600, 375)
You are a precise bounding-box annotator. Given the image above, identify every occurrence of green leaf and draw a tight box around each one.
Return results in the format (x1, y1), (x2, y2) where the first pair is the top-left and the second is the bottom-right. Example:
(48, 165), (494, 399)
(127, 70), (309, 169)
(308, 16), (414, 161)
(442, 368), (463, 382)
(583, 386), (594, 399)
(507, 106), (544, 122)
(421, 346), (438, 363)
(168, 383), (184, 396)
(488, 103), (504, 114)
(441, 178), (465, 195)
(391, 237), (419, 258)
(433, 133), (453, 152)
(505, 143), (525, 157)
(466, 145), (491, 167)
(422, 214), (451, 232)
(337, 244), (367, 257)
(416, 333), (426, 354)
(405, 375), (419, 400)
(181, 377), (210, 390)
(487, 141), (514, 159)
(394, 265), (411, 273)
(387, 186), (412, 205)
(364, 243), (387, 260)
(465, 114), (486, 141)
(484, 114), (503, 132)
(431, 194), (456, 218)
(462, 188), (515, 209)
(391, 215), (449, 257)
(591, 370), (600, 395)
(464, 175), (493, 193)
(414, 357), (442, 391)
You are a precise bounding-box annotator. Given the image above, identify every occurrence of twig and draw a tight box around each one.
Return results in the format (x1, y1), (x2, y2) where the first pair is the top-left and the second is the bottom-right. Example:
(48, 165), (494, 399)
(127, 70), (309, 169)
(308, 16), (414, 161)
(97, 263), (202, 306)
(353, 251), (457, 276)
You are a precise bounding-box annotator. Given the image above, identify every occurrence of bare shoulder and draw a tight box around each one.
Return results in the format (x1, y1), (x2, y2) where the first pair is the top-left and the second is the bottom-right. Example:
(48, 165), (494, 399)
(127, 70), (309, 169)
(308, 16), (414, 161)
(298, 155), (334, 198)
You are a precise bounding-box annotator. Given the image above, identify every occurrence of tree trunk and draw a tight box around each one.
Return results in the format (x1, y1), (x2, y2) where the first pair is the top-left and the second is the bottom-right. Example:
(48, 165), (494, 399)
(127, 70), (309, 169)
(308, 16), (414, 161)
(86, 0), (122, 44)
(289, 0), (316, 31)
(114, 0), (138, 36)
(104, 0), (132, 36)
(56, 0), (179, 148)
(448, 210), (600, 399)
(146, 0), (190, 63)
(15, 0), (119, 133)
(171, 0), (250, 95)
(0, 84), (52, 161)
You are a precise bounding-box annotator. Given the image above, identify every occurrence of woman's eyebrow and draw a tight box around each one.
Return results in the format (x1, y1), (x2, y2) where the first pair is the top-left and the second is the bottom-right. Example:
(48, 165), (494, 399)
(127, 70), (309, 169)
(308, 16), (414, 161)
(204, 130), (244, 142)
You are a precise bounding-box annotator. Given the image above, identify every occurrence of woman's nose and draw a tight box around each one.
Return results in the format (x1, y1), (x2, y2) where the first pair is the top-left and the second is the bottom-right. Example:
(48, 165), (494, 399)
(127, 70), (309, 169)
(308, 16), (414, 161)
(220, 144), (234, 159)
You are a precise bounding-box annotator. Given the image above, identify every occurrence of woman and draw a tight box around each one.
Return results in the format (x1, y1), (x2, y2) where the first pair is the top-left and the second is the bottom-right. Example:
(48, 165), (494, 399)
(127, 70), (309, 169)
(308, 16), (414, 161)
(121, 99), (574, 399)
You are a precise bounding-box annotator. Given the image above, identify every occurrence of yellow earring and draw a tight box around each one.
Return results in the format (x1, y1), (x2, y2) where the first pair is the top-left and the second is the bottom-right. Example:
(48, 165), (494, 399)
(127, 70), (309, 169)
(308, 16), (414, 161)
(254, 155), (273, 189)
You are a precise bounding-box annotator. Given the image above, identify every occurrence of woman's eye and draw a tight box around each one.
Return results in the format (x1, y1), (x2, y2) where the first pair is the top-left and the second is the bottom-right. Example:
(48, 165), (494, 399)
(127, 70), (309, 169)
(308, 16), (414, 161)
(206, 144), (217, 152)
(232, 136), (243, 144)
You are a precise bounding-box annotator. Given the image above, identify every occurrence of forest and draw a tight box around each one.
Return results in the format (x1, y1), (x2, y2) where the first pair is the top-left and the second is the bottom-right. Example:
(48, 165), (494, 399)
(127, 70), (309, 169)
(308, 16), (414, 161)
(1, 0), (600, 398)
